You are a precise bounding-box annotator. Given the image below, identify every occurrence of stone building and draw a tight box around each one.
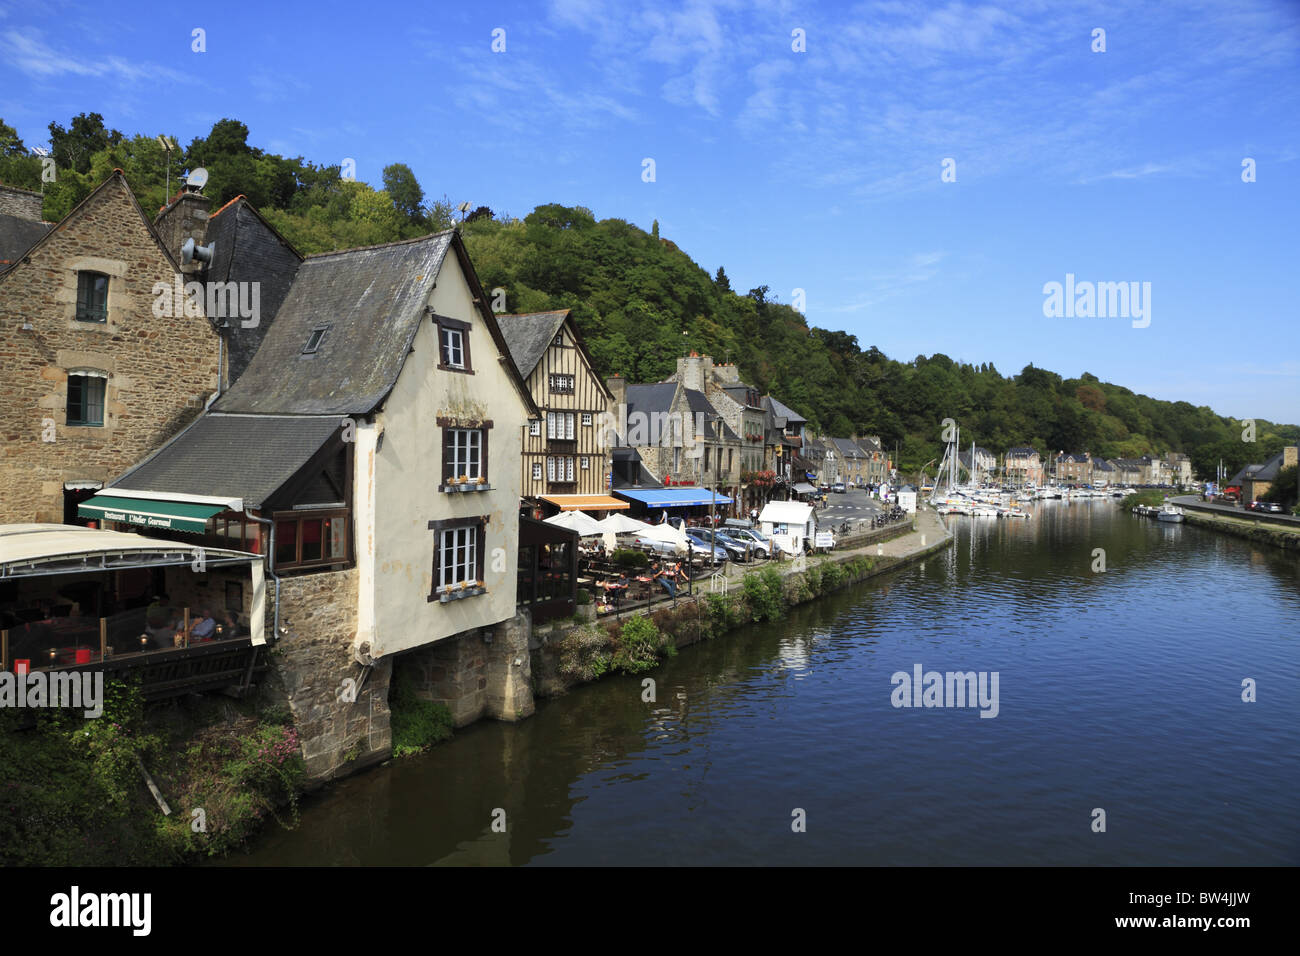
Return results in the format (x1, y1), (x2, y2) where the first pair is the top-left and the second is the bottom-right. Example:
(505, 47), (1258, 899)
(0, 183), (51, 274)
(670, 353), (765, 513)
(0, 171), (221, 525)
(1005, 447), (1043, 486)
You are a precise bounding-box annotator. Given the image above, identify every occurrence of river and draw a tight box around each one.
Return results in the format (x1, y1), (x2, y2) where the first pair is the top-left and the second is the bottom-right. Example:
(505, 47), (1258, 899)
(226, 501), (1300, 865)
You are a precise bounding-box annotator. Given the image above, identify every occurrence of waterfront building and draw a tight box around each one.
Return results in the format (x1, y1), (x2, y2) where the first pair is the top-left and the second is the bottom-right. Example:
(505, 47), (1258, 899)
(0, 171), (221, 526)
(80, 228), (539, 775)
(1231, 446), (1299, 503)
(496, 309), (623, 514)
(1005, 447), (1043, 486)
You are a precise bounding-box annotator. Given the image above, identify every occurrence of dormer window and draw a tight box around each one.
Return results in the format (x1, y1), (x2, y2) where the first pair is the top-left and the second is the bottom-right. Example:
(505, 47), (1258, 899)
(75, 271), (109, 323)
(553, 332), (564, 347)
(302, 325), (330, 354)
(434, 316), (473, 373)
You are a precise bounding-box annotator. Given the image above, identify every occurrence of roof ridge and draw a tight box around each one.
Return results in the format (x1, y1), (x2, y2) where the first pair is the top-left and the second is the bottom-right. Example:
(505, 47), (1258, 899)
(303, 230), (455, 260)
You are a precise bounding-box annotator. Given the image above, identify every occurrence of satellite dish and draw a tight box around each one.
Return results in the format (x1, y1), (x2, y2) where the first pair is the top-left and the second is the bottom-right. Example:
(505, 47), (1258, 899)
(185, 167), (208, 190)
(181, 237), (215, 265)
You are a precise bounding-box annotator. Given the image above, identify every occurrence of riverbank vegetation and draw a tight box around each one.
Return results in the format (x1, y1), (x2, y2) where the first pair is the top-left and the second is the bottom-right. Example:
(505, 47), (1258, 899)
(1122, 490), (1168, 509)
(0, 678), (307, 865)
(5, 114), (1296, 479)
(389, 669), (455, 758)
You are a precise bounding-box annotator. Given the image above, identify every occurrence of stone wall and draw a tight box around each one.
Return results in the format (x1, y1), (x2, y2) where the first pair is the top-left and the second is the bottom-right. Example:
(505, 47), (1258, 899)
(271, 568), (393, 781)
(0, 184), (43, 221)
(397, 611), (535, 728)
(0, 172), (221, 523)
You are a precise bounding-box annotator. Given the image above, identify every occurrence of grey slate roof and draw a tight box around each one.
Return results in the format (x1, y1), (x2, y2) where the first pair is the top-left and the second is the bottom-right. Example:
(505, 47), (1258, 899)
(110, 413), (346, 508)
(625, 383), (678, 418)
(213, 232), (453, 415)
(203, 197), (302, 384)
(684, 388), (739, 441)
(765, 396), (808, 425)
(832, 437), (866, 459)
(496, 310), (569, 378)
(0, 213), (52, 272)
(1007, 447), (1038, 457)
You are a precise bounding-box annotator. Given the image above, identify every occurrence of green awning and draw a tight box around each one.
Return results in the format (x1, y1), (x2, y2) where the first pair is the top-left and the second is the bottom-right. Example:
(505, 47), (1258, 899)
(78, 495), (224, 533)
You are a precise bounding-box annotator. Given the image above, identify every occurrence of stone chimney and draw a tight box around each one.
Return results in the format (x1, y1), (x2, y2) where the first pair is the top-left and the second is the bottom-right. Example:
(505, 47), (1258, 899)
(712, 362), (740, 385)
(0, 184), (44, 221)
(1285, 446), (1299, 469)
(153, 179), (212, 274)
(605, 374), (626, 413)
(676, 351), (711, 393)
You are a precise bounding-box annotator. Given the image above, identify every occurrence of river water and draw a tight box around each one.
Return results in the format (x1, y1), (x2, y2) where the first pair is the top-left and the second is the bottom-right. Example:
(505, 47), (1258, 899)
(228, 502), (1300, 865)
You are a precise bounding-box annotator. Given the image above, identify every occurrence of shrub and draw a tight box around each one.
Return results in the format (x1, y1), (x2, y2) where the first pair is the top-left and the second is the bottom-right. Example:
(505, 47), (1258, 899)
(557, 623), (614, 681)
(612, 615), (675, 674)
(612, 548), (650, 569)
(390, 668), (454, 757)
(575, 588), (593, 605)
(820, 561), (846, 591)
(705, 593), (744, 634)
(741, 566), (786, 622)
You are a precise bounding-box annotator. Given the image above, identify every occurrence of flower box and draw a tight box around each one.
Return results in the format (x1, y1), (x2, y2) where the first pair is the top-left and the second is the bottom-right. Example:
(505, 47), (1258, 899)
(441, 481), (493, 493)
(437, 584), (487, 603)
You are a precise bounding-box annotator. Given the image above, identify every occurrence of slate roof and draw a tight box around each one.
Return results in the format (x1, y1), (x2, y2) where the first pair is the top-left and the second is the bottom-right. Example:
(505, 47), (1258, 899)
(624, 382), (678, 420)
(110, 413), (346, 508)
(496, 310), (569, 378)
(832, 437), (866, 459)
(1007, 447), (1038, 457)
(1239, 448), (1290, 483)
(684, 388), (739, 441)
(213, 232), (455, 415)
(719, 383), (763, 408)
(0, 213), (52, 273)
(611, 446), (662, 489)
(765, 396), (807, 425)
(203, 196), (302, 383)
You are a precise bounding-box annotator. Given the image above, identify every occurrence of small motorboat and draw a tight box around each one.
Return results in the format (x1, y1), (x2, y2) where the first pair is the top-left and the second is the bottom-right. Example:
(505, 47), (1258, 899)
(1156, 504), (1184, 523)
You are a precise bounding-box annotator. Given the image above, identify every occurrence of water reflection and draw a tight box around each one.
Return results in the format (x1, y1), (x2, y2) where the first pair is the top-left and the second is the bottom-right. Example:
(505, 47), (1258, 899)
(226, 502), (1300, 866)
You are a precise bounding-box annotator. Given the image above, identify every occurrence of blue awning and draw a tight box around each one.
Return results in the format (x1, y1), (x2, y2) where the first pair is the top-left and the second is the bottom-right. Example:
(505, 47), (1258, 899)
(613, 488), (735, 508)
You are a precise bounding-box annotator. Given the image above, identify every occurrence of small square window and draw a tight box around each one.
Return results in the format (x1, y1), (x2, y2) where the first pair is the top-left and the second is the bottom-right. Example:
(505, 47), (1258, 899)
(529, 420), (540, 436)
(554, 332), (564, 347)
(581, 412), (592, 427)
(581, 456), (590, 470)
(532, 462), (542, 480)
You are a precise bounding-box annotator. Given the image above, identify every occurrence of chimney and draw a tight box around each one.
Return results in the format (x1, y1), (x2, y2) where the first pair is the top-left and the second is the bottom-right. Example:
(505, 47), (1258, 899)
(154, 176), (212, 274)
(0, 183), (44, 222)
(713, 362), (739, 385)
(676, 352), (711, 393)
(605, 374), (626, 412)
(1285, 446), (1299, 469)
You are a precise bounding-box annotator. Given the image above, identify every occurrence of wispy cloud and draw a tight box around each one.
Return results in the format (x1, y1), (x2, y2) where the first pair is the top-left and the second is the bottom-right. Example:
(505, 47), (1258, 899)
(0, 28), (188, 84)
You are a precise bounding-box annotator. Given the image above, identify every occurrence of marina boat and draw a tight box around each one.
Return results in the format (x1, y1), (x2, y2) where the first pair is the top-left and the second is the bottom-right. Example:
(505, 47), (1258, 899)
(1156, 504), (1185, 523)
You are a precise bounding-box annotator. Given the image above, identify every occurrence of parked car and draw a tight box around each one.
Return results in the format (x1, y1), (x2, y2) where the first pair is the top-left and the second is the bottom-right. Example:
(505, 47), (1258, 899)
(726, 528), (773, 557)
(831, 482), (847, 493)
(711, 530), (757, 561)
(1248, 501), (1284, 514)
(629, 535), (682, 557)
(686, 528), (746, 562)
(682, 530), (729, 562)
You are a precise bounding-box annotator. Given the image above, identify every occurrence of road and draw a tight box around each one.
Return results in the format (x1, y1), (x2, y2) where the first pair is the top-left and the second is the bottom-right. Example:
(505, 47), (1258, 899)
(1171, 495), (1300, 526)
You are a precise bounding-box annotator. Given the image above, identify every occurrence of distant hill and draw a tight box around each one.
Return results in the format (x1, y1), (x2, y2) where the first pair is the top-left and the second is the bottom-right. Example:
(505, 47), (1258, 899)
(4, 114), (1295, 478)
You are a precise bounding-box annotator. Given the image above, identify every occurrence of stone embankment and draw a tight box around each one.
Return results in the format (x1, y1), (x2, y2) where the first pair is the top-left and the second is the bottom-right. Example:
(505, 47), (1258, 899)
(1175, 503), (1300, 552)
(530, 508), (954, 698)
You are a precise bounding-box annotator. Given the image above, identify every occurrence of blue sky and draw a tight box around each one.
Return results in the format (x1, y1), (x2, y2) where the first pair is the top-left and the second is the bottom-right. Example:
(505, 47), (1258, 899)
(3, 0), (1298, 422)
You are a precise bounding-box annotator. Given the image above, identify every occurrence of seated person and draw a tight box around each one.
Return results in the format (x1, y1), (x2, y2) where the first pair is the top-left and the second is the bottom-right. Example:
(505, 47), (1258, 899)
(651, 562), (677, 598)
(180, 608), (217, 642)
(220, 610), (247, 637)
